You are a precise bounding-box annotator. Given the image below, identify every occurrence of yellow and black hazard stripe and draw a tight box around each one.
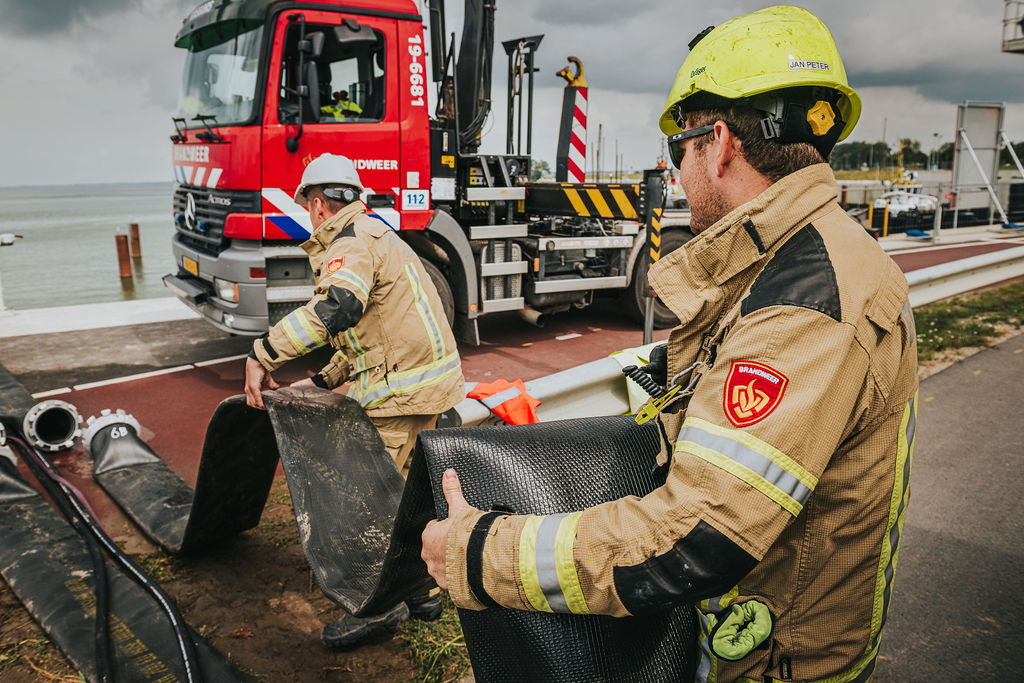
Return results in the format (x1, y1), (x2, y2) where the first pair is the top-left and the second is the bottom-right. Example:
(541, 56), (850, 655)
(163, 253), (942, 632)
(522, 182), (642, 220)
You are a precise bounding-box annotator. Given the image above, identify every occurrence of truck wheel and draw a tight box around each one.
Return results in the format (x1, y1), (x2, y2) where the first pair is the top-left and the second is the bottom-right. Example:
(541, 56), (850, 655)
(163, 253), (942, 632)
(420, 258), (455, 328)
(625, 229), (693, 328)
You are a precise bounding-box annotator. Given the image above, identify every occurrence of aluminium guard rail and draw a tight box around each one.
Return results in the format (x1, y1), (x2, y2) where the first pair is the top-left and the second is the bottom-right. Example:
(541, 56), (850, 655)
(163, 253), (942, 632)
(445, 245), (1024, 427)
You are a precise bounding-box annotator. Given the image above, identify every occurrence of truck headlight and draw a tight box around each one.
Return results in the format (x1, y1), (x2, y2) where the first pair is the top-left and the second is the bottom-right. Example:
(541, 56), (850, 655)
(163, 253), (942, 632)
(213, 277), (239, 302)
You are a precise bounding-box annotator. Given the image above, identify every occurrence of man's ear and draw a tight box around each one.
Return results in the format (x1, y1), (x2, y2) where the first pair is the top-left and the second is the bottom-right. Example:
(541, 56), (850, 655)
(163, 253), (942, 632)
(713, 120), (737, 177)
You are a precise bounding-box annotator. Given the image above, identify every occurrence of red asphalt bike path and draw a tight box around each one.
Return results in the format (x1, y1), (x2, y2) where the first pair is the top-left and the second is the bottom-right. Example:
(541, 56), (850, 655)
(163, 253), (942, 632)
(14, 241), (1022, 539)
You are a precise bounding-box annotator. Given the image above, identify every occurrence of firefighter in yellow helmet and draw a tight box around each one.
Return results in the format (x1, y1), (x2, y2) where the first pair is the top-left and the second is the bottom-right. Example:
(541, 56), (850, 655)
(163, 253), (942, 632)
(422, 6), (918, 682)
(243, 153), (463, 648)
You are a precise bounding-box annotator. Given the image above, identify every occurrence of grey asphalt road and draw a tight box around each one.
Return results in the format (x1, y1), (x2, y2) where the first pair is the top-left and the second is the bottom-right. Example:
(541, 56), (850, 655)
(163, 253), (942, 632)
(876, 333), (1024, 680)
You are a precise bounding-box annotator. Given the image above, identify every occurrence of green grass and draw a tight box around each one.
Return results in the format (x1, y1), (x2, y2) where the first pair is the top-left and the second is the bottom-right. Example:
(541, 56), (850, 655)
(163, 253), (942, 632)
(397, 594), (470, 683)
(914, 280), (1024, 359)
(134, 548), (184, 583)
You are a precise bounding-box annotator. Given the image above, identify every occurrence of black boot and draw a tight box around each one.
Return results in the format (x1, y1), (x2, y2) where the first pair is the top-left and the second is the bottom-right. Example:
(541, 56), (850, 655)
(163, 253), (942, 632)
(406, 593), (443, 621)
(321, 603), (408, 649)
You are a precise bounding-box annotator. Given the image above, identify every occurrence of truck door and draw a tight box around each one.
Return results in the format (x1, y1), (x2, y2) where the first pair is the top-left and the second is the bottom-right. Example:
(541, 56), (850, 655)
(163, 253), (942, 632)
(261, 9), (400, 240)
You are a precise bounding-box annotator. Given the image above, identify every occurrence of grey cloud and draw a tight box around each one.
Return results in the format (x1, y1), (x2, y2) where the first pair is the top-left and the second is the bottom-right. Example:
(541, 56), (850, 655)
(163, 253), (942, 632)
(0, 0), (140, 35)
(851, 63), (1024, 104)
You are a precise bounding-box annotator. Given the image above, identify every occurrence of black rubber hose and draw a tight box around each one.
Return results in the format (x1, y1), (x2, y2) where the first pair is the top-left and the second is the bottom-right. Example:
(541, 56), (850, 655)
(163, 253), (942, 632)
(10, 436), (203, 683)
(10, 437), (113, 683)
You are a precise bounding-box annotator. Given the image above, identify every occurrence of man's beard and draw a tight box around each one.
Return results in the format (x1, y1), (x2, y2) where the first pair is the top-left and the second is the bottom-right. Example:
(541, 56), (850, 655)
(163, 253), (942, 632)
(687, 166), (731, 235)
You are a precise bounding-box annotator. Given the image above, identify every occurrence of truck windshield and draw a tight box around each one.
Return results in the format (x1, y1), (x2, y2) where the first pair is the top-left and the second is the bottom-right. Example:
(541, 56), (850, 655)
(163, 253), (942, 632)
(176, 24), (264, 127)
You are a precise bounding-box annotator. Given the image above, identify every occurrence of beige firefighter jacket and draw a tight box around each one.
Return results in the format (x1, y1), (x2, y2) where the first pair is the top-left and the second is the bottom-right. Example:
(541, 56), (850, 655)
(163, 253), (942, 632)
(251, 202), (464, 418)
(444, 164), (918, 682)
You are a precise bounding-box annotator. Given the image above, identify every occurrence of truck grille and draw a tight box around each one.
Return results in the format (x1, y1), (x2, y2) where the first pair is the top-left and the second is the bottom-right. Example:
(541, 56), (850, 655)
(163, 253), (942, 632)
(172, 185), (261, 255)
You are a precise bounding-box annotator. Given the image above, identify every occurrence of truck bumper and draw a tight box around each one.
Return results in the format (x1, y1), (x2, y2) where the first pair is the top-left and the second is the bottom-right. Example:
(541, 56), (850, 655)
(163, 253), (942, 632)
(167, 235), (269, 336)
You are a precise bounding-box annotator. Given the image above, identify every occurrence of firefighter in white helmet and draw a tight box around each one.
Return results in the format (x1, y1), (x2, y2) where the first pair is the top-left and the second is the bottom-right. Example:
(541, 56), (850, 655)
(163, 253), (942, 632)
(423, 7), (918, 681)
(244, 153), (464, 647)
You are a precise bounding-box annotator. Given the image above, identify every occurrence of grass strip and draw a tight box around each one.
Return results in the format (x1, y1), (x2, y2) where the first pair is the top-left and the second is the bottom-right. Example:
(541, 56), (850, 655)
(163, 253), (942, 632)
(913, 280), (1024, 359)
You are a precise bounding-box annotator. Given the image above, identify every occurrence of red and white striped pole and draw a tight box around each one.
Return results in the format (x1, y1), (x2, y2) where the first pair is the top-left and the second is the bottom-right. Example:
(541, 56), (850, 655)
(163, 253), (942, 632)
(555, 58), (589, 183)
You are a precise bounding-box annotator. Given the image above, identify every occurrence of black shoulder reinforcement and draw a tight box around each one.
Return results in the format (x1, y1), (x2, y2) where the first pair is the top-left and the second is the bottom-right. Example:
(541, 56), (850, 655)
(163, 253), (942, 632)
(613, 520), (758, 615)
(313, 285), (365, 335)
(740, 223), (841, 321)
(329, 223), (357, 242)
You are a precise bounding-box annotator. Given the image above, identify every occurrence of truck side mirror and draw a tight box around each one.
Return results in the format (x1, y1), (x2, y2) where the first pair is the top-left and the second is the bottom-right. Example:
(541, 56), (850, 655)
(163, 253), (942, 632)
(299, 31), (326, 59)
(305, 61), (320, 116)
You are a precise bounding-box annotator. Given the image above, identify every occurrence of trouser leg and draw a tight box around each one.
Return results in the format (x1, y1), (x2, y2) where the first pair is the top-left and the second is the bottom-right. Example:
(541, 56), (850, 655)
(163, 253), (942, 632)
(370, 413), (438, 478)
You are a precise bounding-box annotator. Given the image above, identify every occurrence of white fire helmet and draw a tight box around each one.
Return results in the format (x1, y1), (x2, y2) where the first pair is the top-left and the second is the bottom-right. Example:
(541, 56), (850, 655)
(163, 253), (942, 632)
(294, 153), (363, 207)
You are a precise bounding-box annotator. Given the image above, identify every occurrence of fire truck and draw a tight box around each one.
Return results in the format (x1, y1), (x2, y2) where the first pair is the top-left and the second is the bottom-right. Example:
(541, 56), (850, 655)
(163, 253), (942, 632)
(162, 0), (684, 345)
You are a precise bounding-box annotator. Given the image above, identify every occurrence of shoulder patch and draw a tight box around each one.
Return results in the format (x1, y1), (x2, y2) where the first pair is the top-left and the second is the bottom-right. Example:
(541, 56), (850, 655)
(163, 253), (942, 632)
(326, 256), (345, 273)
(740, 223), (841, 321)
(723, 360), (788, 427)
(329, 223), (357, 243)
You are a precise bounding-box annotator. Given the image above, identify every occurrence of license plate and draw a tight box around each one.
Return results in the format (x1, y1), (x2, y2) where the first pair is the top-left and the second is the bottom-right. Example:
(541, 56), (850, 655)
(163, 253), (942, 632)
(183, 256), (198, 276)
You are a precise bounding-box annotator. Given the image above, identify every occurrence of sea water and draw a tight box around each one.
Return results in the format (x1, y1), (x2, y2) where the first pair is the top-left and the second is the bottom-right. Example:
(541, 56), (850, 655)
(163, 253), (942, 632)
(0, 183), (176, 310)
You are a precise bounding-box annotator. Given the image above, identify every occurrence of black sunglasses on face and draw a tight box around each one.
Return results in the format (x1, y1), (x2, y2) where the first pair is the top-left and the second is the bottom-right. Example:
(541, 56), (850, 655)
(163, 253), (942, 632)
(667, 124), (715, 168)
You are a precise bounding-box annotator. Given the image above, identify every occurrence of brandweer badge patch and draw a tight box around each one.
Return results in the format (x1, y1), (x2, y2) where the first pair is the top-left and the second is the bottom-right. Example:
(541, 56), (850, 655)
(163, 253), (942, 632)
(326, 257), (345, 273)
(723, 360), (788, 427)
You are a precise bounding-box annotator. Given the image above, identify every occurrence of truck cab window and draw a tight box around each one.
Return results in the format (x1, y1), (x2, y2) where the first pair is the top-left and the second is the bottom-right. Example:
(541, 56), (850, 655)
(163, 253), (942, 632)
(176, 23), (264, 126)
(278, 22), (385, 125)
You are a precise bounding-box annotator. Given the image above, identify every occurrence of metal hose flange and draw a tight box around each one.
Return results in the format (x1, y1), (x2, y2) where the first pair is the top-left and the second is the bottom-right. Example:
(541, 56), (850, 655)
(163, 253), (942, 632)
(22, 400), (82, 452)
(83, 409), (142, 456)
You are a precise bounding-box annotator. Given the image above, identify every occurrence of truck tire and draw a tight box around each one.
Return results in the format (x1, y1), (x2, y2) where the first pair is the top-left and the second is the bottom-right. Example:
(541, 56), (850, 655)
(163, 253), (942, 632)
(420, 258), (455, 328)
(625, 229), (693, 328)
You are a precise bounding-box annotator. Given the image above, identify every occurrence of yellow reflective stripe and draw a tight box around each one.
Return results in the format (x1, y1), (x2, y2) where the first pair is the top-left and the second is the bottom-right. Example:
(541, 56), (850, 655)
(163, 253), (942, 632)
(354, 351), (461, 409)
(868, 392), (917, 652)
(329, 267), (370, 299)
(519, 515), (552, 612)
(295, 311), (325, 349)
(344, 328), (364, 355)
(404, 263), (445, 361)
(585, 188), (613, 218)
(562, 185), (590, 216)
(610, 187), (639, 219)
(685, 417), (817, 490)
(280, 316), (310, 354)
(686, 444), (804, 517)
(554, 512), (590, 614)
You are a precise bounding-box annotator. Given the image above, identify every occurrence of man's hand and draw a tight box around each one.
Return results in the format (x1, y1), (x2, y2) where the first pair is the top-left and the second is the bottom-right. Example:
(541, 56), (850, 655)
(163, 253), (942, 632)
(421, 469), (469, 591)
(244, 356), (280, 410)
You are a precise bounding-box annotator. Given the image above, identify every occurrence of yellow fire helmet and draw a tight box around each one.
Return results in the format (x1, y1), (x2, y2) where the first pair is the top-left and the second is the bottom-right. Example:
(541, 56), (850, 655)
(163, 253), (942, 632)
(658, 6), (861, 155)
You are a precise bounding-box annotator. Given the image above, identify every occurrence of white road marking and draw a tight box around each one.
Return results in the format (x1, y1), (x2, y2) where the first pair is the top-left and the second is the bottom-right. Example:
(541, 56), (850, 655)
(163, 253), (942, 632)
(72, 365), (194, 391)
(194, 354), (249, 367)
(31, 387), (72, 398)
(555, 333), (582, 340)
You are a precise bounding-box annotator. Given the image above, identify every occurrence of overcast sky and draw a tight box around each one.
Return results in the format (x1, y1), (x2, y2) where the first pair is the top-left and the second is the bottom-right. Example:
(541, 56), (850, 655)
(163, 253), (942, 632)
(1, 0), (1022, 186)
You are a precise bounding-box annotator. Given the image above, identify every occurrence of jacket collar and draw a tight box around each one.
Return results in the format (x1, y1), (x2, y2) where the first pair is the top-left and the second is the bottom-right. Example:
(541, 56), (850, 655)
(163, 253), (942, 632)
(649, 163), (839, 318)
(302, 201), (367, 255)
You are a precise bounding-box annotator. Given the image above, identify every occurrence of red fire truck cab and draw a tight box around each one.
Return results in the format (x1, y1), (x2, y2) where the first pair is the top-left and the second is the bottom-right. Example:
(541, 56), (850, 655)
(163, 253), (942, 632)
(163, 0), (674, 345)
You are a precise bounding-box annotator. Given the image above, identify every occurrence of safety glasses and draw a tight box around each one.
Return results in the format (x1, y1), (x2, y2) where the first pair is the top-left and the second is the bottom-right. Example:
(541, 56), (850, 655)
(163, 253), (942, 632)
(667, 124), (715, 168)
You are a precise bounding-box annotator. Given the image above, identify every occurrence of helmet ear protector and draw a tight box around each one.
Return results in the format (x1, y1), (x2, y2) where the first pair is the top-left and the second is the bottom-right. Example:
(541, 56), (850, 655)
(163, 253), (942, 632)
(667, 86), (846, 163)
(308, 185), (360, 204)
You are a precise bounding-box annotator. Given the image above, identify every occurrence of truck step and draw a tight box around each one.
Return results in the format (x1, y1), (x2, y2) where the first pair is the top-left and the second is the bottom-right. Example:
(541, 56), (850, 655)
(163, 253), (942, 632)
(534, 235), (634, 251)
(266, 285), (314, 302)
(481, 297), (525, 313)
(469, 224), (528, 239)
(262, 246), (309, 259)
(480, 261), (528, 277)
(465, 187), (526, 202)
(532, 276), (627, 294)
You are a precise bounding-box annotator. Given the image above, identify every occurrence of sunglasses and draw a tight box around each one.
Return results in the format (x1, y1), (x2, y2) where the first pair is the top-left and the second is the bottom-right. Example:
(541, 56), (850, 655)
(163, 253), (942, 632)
(667, 124), (715, 168)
